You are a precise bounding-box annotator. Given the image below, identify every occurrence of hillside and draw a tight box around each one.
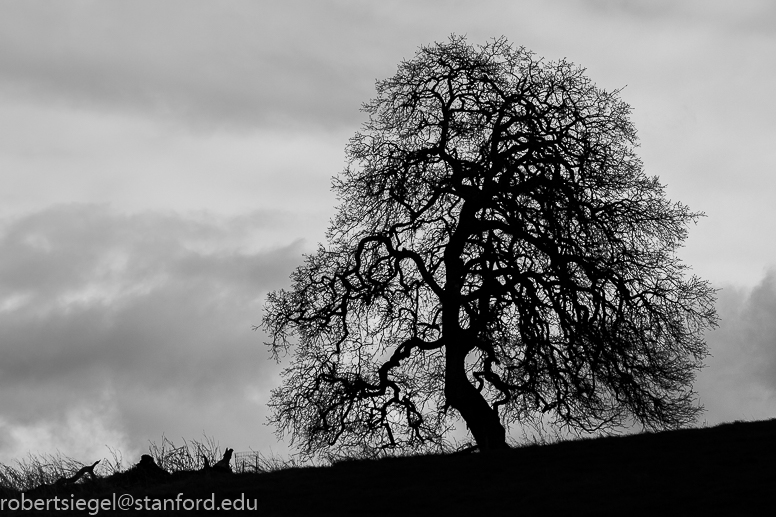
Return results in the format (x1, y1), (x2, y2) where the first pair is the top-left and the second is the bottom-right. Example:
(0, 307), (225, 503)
(9, 418), (776, 516)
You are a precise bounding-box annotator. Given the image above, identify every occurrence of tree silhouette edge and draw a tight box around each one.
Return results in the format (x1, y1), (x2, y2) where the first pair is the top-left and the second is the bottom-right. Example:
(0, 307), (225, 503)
(261, 35), (719, 456)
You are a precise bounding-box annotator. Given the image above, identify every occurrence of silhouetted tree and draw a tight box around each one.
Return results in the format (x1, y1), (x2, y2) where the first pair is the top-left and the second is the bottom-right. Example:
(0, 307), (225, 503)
(262, 36), (718, 454)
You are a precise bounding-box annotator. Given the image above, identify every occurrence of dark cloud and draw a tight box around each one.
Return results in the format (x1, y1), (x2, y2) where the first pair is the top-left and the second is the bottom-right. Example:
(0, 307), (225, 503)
(696, 270), (776, 423)
(0, 204), (303, 460)
(0, 1), (402, 132)
(579, 0), (683, 19)
(744, 275), (776, 385)
(0, 211), (773, 461)
(2, 0), (772, 135)
(578, 0), (776, 29)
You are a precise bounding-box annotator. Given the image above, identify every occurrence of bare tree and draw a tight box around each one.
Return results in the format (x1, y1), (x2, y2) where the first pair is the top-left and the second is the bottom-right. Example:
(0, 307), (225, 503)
(262, 36), (718, 455)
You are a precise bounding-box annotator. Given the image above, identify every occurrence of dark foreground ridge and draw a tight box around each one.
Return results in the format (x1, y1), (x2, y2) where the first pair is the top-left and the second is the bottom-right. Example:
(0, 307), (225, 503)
(6, 419), (776, 516)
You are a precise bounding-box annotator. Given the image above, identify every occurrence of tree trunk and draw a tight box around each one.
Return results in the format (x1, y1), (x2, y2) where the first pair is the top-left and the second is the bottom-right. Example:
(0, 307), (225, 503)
(444, 344), (509, 450)
(442, 201), (508, 450)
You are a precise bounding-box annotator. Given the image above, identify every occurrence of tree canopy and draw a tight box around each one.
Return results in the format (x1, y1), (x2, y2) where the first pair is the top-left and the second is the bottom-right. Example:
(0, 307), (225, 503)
(261, 36), (718, 455)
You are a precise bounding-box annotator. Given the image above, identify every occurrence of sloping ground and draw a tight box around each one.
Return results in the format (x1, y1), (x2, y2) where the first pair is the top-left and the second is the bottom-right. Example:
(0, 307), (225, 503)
(14, 418), (776, 516)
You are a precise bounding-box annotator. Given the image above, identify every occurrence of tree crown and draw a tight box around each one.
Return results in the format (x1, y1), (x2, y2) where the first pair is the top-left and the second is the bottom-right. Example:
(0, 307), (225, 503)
(262, 36), (718, 456)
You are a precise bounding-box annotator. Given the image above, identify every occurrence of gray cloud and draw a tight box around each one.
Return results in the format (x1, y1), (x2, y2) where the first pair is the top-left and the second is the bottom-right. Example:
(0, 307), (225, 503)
(0, 204), (303, 461)
(744, 275), (776, 386)
(696, 270), (776, 423)
(0, 1), (398, 132)
(1, 0), (772, 136)
(579, 0), (776, 29)
(0, 211), (773, 461)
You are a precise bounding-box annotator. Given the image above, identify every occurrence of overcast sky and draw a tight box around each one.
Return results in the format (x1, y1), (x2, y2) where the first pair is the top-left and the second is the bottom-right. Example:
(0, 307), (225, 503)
(1, 0), (775, 464)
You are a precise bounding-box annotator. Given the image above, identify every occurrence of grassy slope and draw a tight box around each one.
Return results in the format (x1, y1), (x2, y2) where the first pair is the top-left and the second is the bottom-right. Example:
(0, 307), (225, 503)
(18, 418), (776, 516)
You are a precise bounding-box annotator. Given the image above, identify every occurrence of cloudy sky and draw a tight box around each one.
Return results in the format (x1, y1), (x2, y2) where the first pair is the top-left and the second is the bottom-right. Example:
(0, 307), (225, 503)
(1, 0), (775, 464)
